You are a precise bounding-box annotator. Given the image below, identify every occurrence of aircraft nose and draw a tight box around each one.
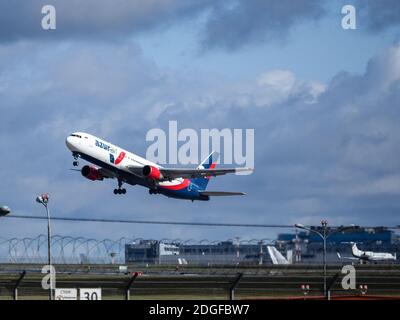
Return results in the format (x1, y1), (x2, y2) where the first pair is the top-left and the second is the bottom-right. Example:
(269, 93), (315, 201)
(66, 136), (75, 151)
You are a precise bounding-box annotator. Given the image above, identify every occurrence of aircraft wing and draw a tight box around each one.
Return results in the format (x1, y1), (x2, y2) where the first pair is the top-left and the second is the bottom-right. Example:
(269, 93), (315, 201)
(126, 165), (253, 180)
(336, 252), (359, 260)
(158, 167), (253, 180)
(199, 191), (245, 196)
(125, 165), (145, 178)
(98, 167), (117, 179)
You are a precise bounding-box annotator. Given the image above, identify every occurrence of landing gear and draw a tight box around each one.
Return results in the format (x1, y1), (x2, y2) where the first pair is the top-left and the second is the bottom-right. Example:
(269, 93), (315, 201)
(114, 179), (126, 195)
(114, 188), (126, 195)
(149, 188), (158, 195)
(72, 154), (79, 166)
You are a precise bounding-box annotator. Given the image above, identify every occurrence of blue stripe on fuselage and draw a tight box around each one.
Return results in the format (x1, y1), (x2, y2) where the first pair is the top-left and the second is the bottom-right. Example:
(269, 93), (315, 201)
(158, 181), (209, 201)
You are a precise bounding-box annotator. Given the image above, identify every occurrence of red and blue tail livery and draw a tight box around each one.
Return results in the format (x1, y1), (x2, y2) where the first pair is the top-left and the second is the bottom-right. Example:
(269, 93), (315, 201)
(66, 132), (252, 201)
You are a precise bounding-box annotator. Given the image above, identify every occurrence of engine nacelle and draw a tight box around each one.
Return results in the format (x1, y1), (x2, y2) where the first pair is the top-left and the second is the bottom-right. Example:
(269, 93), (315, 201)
(142, 165), (163, 180)
(81, 165), (104, 181)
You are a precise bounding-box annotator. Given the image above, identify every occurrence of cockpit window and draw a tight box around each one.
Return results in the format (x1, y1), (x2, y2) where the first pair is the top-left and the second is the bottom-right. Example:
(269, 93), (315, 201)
(70, 134), (82, 138)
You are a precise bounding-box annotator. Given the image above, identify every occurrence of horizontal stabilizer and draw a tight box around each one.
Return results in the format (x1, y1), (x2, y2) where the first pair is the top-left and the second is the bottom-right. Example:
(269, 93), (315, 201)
(199, 191), (245, 196)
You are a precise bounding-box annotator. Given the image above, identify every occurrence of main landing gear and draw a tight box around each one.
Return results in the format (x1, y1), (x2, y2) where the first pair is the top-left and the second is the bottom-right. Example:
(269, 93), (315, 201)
(148, 189), (158, 195)
(114, 179), (126, 195)
(114, 188), (126, 195)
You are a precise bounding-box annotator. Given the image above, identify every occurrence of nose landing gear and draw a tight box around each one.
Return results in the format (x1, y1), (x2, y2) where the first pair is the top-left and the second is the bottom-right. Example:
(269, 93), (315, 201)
(72, 154), (80, 166)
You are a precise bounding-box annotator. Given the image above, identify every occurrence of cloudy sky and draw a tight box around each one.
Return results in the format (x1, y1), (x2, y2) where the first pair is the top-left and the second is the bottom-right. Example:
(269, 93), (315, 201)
(0, 0), (399, 244)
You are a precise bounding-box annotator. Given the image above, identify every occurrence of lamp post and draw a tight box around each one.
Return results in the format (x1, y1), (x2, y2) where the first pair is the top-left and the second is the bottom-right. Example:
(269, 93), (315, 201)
(321, 220), (328, 297)
(295, 221), (327, 297)
(295, 221), (356, 299)
(36, 193), (53, 300)
(235, 236), (240, 262)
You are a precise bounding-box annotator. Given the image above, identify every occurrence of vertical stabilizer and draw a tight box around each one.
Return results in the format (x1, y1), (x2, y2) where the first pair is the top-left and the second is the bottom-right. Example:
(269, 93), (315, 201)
(191, 151), (219, 190)
(351, 243), (363, 257)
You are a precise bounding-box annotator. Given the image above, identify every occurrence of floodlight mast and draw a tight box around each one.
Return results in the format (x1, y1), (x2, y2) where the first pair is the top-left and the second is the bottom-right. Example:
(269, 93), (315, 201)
(295, 221), (328, 297)
(294, 221), (357, 299)
(36, 193), (53, 301)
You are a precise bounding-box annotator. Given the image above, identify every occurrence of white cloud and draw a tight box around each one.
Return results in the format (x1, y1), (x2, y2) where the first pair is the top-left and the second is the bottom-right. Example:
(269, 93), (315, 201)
(258, 70), (296, 93)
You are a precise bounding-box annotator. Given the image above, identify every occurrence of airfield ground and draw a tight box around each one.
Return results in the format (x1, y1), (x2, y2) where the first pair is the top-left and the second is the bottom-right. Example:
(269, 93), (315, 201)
(1, 264), (400, 300)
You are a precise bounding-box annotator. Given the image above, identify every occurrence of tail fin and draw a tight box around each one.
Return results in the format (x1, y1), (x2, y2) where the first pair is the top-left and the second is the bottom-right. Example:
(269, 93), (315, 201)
(352, 243), (362, 257)
(267, 246), (290, 265)
(191, 151), (219, 190)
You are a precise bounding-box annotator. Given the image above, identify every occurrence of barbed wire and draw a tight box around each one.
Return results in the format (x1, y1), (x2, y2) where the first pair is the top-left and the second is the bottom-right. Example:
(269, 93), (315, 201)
(0, 235), (273, 264)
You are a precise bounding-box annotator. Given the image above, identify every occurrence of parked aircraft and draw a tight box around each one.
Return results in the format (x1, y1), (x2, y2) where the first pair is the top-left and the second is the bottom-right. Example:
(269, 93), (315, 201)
(337, 243), (396, 263)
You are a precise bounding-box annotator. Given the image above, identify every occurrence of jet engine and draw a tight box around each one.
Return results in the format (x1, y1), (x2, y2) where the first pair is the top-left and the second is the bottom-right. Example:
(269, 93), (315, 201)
(142, 165), (163, 180)
(81, 165), (104, 181)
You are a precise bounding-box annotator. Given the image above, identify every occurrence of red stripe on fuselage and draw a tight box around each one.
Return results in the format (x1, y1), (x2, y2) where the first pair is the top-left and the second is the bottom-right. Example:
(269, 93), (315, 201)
(115, 152), (126, 165)
(159, 179), (190, 190)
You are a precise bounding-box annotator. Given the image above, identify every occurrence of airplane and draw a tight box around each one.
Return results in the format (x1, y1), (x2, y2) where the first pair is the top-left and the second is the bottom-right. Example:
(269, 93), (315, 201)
(65, 132), (252, 201)
(337, 243), (397, 264)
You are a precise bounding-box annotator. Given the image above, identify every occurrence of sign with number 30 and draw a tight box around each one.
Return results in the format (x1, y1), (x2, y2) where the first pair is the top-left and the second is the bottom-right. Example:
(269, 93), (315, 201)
(80, 288), (102, 300)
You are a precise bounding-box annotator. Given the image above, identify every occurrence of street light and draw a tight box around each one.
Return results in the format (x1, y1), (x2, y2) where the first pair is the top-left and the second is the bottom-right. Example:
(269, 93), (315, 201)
(36, 193), (53, 300)
(235, 236), (240, 261)
(295, 221), (357, 299)
(258, 240), (264, 265)
(0, 206), (11, 217)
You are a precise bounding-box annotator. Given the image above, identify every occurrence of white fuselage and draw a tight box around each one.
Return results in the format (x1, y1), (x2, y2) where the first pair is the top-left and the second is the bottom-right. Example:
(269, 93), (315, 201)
(66, 132), (157, 169)
(65, 132), (186, 189)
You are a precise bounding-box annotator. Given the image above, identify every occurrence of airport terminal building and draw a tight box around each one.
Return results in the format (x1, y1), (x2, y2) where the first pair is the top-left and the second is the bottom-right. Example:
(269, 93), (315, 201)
(125, 240), (274, 265)
(125, 227), (400, 265)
